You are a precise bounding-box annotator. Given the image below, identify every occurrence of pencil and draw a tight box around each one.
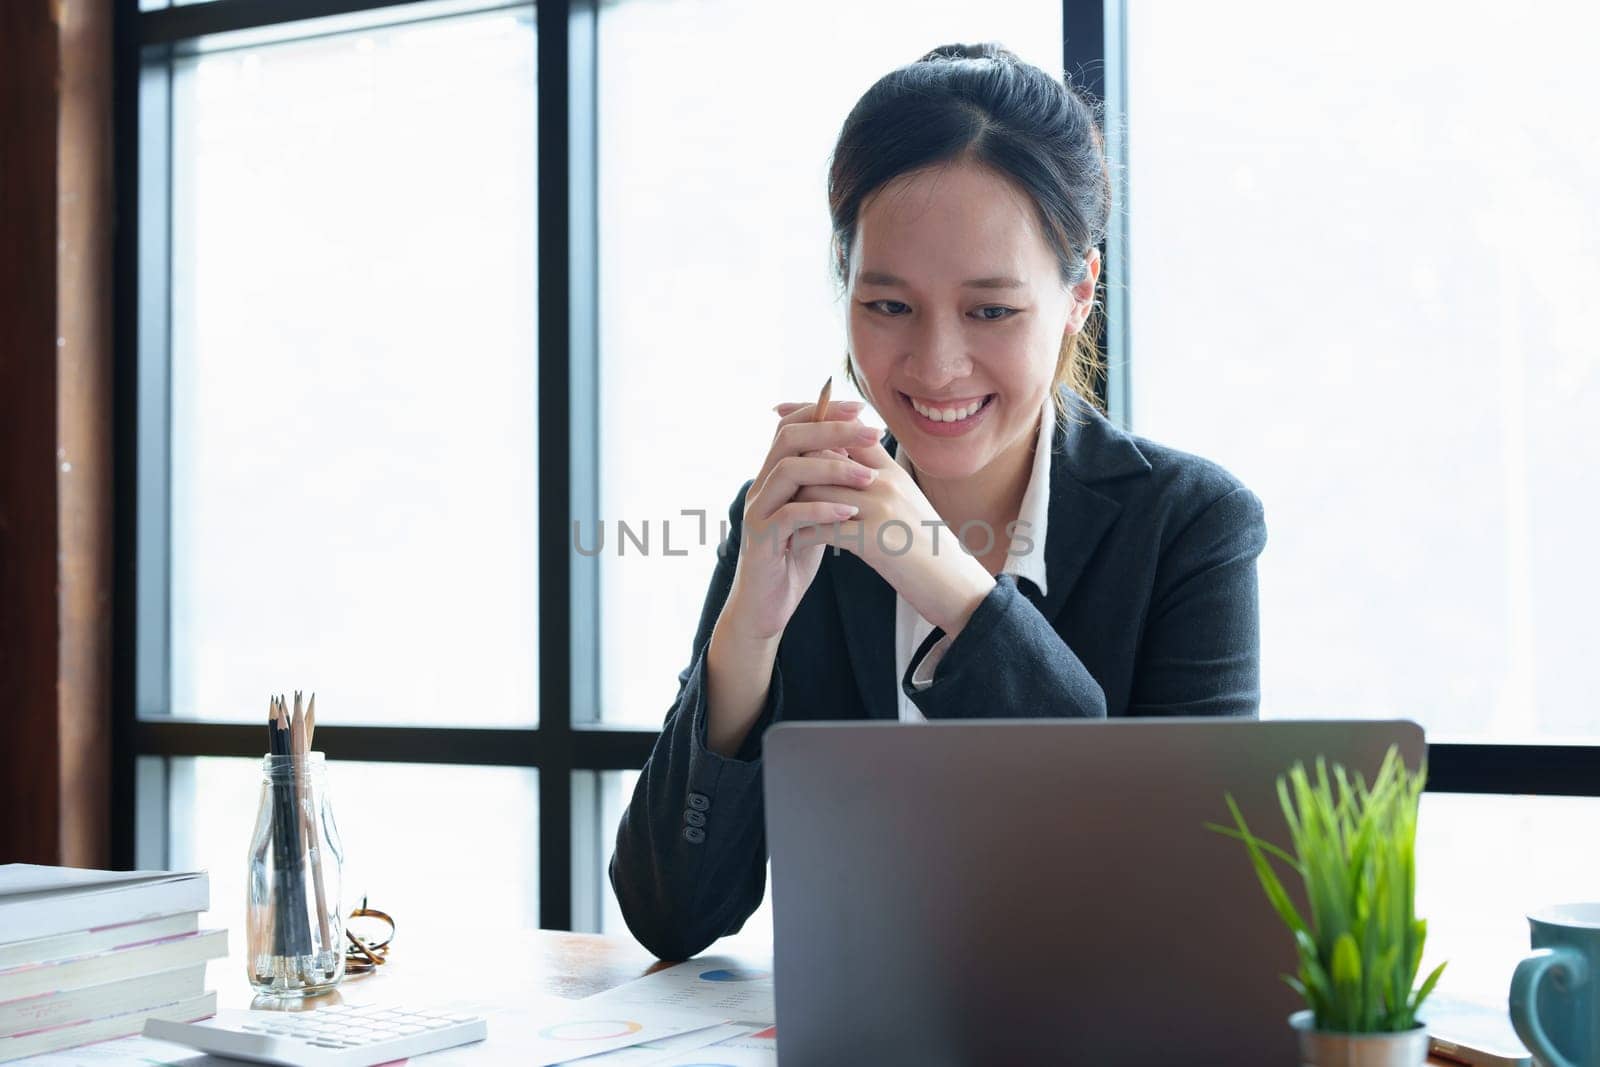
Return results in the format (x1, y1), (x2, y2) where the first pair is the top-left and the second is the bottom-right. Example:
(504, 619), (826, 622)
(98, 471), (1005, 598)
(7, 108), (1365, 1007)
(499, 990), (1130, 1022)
(269, 696), (289, 757)
(290, 694), (334, 962)
(267, 697), (292, 959)
(813, 375), (832, 423)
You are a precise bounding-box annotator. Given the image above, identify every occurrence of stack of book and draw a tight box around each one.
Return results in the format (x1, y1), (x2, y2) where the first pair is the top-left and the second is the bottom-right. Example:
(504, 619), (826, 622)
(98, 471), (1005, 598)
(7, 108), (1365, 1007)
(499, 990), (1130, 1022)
(0, 865), (226, 1063)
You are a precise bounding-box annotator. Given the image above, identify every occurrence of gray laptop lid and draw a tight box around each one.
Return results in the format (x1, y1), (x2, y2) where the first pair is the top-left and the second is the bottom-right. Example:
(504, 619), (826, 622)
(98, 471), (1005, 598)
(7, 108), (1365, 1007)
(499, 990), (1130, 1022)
(763, 718), (1426, 1065)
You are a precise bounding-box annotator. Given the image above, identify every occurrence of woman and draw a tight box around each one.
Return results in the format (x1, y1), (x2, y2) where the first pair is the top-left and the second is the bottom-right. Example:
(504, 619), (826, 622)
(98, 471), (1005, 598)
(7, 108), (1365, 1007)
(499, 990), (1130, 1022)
(611, 43), (1267, 962)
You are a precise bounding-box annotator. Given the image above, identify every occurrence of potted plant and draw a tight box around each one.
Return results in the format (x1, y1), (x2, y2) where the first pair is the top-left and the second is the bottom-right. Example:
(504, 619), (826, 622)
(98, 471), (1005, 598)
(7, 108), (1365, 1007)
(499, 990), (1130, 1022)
(1209, 745), (1447, 1066)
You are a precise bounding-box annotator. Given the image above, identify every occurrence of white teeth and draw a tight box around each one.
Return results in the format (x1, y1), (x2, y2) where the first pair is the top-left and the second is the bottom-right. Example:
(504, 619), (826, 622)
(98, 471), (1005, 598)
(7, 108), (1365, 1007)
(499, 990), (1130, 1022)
(911, 396), (987, 422)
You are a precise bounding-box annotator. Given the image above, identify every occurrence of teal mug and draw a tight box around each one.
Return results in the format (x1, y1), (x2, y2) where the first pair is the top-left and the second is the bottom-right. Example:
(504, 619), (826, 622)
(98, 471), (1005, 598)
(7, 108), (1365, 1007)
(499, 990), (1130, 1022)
(1510, 903), (1599, 1067)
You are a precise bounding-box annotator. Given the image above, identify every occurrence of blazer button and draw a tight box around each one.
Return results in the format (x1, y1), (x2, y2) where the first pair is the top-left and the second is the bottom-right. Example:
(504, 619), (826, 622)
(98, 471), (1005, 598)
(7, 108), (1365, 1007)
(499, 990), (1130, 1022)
(687, 792), (711, 812)
(682, 826), (706, 845)
(684, 810), (707, 828)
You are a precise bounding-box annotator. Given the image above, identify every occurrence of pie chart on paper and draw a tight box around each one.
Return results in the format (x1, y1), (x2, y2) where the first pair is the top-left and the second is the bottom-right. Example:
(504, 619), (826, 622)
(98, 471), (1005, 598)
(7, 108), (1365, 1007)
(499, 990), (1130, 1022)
(537, 1019), (644, 1040)
(697, 967), (770, 982)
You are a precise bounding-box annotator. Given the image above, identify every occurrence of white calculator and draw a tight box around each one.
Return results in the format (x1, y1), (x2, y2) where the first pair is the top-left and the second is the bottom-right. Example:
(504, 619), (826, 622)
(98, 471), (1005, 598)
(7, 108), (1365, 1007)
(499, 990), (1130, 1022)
(144, 1002), (488, 1066)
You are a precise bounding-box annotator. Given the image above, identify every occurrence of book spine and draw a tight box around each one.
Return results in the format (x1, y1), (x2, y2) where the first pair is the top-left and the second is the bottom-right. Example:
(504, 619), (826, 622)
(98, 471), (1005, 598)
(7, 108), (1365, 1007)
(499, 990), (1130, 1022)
(0, 991), (216, 1064)
(0, 912), (199, 971)
(0, 964), (205, 1036)
(0, 930), (227, 1002)
(0, 875), (210, 946)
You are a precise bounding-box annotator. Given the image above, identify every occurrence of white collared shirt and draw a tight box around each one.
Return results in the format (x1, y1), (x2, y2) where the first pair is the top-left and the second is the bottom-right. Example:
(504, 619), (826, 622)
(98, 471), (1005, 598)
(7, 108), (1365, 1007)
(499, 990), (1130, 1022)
(892, 396), (1055, 722)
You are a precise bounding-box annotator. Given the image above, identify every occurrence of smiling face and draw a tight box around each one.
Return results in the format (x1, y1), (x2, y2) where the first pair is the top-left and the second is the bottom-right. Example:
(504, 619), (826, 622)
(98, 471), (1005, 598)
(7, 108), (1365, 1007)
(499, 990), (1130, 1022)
(846, 158), (1096, 483)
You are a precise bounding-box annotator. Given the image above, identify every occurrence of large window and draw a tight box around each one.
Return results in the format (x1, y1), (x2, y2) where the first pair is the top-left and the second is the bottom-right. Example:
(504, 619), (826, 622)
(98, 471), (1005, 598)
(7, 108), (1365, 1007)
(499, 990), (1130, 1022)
(115, 0), (1071, 938)
(167, 9), (540, 727)
(1120, 0), (1600, 991)
(1125, 0), (1600, 744)
(116, 0), (1598, 973)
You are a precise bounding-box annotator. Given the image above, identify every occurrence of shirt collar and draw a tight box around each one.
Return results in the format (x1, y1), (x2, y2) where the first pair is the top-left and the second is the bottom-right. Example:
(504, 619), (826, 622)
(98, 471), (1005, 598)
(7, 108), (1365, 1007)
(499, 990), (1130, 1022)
(892, 395), (1053, 597)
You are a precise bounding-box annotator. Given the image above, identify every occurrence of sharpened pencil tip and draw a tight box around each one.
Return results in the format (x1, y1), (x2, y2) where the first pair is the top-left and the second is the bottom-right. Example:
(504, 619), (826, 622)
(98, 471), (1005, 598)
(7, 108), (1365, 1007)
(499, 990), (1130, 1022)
(814, 376), (833, 423)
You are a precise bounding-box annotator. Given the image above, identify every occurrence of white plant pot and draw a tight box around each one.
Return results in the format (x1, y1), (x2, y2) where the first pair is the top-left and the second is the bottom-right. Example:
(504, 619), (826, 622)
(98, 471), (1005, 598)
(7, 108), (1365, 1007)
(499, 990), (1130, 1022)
(1289, 1010), (1431, 1067)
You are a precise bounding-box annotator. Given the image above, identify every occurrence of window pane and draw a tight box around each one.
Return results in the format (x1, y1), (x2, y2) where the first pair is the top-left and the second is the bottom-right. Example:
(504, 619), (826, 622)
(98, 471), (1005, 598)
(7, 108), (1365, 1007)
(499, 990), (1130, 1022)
(597, 770), (772, 947)
(166, 9), (539, 726)
(597, 770), (640, 937)
(1416, 793), (1600, 998)
(166, 757), (539, 938)
(594, 1), (1065, 726)
(1125, 2), (1600, 741)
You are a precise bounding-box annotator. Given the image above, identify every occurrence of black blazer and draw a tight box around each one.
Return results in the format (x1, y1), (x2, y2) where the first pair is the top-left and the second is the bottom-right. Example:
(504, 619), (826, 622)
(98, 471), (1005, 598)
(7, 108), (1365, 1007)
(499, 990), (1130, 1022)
(609, 389), (1268, 961)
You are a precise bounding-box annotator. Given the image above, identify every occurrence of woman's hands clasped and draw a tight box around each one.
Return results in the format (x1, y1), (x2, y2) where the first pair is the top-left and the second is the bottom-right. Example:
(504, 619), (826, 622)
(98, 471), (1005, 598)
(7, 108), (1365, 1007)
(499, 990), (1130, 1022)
(722, 394), (997, 649)
(722, 397), (882, 642)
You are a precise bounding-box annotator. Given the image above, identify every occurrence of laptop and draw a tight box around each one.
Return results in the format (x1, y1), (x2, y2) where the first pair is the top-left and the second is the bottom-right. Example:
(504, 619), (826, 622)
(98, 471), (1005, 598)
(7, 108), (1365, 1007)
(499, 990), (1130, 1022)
(763, 718), (1426, 1065)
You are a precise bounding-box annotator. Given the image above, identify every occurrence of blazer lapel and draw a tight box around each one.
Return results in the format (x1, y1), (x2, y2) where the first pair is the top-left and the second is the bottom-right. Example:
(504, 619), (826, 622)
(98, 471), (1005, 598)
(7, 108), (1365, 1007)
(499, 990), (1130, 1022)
(1025, 393), (1153, 623)
(1023, 464), (1122, 624)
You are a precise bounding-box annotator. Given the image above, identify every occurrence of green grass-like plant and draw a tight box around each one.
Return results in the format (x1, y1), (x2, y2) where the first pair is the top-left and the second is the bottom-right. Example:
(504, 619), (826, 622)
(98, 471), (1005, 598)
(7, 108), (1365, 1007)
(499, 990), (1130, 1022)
(1207, 744), (1447, 1033)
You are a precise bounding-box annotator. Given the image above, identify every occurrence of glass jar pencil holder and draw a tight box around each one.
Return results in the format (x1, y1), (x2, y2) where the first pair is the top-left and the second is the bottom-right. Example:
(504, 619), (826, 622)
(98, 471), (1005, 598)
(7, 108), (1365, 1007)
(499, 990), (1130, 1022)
(247, 753), (345, 997)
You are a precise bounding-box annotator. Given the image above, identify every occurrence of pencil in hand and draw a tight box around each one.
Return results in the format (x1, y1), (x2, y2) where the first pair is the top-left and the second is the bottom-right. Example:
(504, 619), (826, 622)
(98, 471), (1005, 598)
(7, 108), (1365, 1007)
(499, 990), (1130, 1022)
(813, 376), (832, 422)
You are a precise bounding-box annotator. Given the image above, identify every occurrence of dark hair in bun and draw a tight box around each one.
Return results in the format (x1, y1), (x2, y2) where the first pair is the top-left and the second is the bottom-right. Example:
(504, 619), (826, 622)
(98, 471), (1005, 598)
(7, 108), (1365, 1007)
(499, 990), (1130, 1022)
(916, 42), (1019, 63)
(829, 41), (1112, 412)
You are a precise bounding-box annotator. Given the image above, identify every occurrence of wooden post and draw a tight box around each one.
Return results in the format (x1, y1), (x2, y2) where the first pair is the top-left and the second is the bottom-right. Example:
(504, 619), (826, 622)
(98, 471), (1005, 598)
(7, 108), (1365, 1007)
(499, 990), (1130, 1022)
(0, 0), (114, 868)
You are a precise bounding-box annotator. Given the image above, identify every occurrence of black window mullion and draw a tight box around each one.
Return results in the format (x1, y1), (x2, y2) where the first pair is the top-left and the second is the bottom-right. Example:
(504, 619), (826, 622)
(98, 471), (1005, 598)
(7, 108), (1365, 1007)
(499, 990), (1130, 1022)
(1064, 0), (1112, 414)
(111, 0), (145, 870)
(536, 0), (575, 930)
(137, 0), (480, 45)
(1062, 0), (1106, 110)
(1427, 745), (1600, 796)
(1099, 0), (1131, 428)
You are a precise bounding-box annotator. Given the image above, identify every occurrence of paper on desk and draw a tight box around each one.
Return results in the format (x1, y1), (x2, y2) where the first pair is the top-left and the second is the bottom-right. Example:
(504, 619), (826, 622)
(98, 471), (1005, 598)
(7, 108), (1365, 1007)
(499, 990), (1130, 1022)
(648, 1050), (773, 1067)
(13, 1001), (724, 1067)
(6, 1006), (754, 1067)
(12, 1032), (220, 1066)
(647, 1025), (776, 1067)
(409, 993), (727, 1067)
(553, 1021), (750, 1065)
(702, 1025), (775, 1052)
(578, 957), (774, 1025)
